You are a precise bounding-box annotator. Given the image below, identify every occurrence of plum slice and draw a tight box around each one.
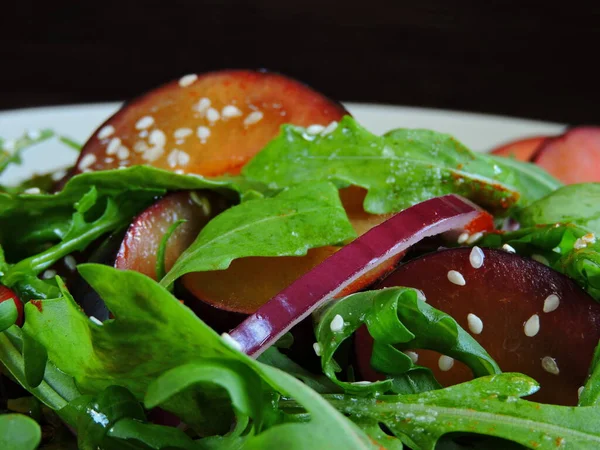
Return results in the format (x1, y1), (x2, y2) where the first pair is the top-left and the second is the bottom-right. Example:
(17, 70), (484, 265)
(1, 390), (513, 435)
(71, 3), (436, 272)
(532, 126), (600, 184)
(490, 136), (547, 162)
(69, 70), (348, 180)
(356, 247), (600, 405)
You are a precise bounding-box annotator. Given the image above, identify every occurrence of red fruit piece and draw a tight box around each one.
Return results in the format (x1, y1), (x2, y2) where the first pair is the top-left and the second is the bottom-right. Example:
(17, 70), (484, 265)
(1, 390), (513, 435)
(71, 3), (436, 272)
(533, 126), (600, 184)
(71, 70), (348, 178)
(0, 285), (24, 327)
(490, 136), (547, 161)
(356, 247), (600, 406)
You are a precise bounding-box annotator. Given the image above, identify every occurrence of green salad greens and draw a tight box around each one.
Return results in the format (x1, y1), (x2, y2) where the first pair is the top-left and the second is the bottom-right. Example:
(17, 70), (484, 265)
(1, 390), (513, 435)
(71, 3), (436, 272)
(2, 111), (600, 450)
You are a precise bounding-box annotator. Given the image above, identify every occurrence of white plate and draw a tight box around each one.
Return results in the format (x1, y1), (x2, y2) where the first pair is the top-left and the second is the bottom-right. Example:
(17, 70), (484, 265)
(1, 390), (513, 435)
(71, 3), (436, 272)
(0, 102), (566, 186)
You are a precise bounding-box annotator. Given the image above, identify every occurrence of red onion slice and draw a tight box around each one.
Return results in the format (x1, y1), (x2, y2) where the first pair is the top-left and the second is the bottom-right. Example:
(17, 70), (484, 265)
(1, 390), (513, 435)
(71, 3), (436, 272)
(229, 194), (484, 357)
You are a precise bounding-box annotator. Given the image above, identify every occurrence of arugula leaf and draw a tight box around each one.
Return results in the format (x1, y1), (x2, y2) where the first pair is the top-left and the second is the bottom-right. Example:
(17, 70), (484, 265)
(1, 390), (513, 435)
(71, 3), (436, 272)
(0, 299), (18, 331)
(243, 117), (560, 215)
(107, 419), (197, 450)
(0, 413), (42, 450)
(320, 373), (600, 450)
(315, 288), (500, 395)
(161, 181), (356, 287)
(479, 224), (600, 301)
(22, 330), (48, 388)
(156, 219), (186, 281)
(517, 183), (600, 234)
(579, 341), (600, 406)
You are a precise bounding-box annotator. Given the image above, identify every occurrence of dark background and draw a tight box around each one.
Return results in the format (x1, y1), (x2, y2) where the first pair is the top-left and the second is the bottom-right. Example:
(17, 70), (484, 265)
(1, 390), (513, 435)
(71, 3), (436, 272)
(1, 0), (599, 124)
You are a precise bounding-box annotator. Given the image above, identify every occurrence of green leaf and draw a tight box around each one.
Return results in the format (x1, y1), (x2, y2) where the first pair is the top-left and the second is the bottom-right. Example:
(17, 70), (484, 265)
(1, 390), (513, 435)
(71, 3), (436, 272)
(324, 373), (600, 450)
(0, 298), (18, 331)
(0, 413), (42, 450)
(243, 117), (560, 215)
(579, 341), (600, 406)
(22, 330), (48, 388)
(517, 183), (600, 234)
(315, 288), (500, 395)
(156, 219), (186, 281)
(161, 181), (356, 287)
(107, 418), (198, 450)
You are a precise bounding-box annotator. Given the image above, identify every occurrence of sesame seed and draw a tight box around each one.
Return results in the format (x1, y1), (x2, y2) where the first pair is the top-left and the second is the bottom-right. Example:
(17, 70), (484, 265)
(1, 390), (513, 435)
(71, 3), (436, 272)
(174, 128), (193, 139)
(104, 157), (114, 163)
(414, 289), (427, 302)
(117, 146), (130, 160)
(179, 73), (198, 87)
(574, 233), (596, 249)
(149, 129), (166, 148)
(64, 255), (77, 271)
(133, 141), (149, 153)
(167, 149), (191, 168)
(177, 150), (190, 166)
(543, 294), (560, 313)
(457, 232), (470, 244)
(438, 355), (454, 371)
(469, 246), (485, 269)
(578, 386), (585, 398)
(206, 107), (220, 123)
(193, 97), (211, 115)
(243, 111), (264, 126)
(313, 342), (322, 356)
(174, 169), (185, 175)
(221, 332), (242, 351)
(447, 270), (466, 286)
(321, 121), (338, 136)
(78, 154), (97, 170)
(466, 231), (483, 245)
(197, 126), (211, 142)
(97, 125), (115, 139)
(330, 314), (345, 332)
(404, 350), (419, 363)
(351, 381), (372, 386)
(90, 316), (103, 326)
(306, 124), (325, 135)
(42, 269), (57, 279)
(142, 147), (164, 162)
(23, 187), (41, 194)
(502, 243), (516, 253)
(138, 130), (149, 138)
(135, 116), (155, 130)
(27, 129), (41, 140)
(51, 169), (67, 181)
(524, 314), (540, 337)
(221, 105), (243, 118)
(531, 254), (549, 266)
(541, 356), (560, 375)
(106, 137), (121, 155)
(467, 313), (483, 334)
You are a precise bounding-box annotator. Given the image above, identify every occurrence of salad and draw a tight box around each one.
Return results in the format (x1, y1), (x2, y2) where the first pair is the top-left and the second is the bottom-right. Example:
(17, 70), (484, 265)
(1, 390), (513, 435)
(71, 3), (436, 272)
(0, 69), (600, 450)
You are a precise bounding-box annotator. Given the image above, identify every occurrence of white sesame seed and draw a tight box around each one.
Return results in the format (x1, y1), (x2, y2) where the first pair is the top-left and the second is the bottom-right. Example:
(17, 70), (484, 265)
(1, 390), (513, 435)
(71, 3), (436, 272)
(543, 294), (560, 313)
(306, 124), (325, 135)
(51, 169), (67, 181)
(467, 313), (484, 334)
(447, 270), (466, 286)
(221, 332), (242, 351)
(149, 129), (167, 148)
(97, 125), (115, 139)
(133, 141), (149, 153)
(167, 149), (190, 168)
(404, 351), (419, 364)
(321, 121), (338, 136)
(574, 233), (596, 249)
(243, 111), (264, 126)
(179, 74), (198, 87)
(135, 116), (155, 130)
(469, 246), (485, 269)
(23, 187), (41, 194)
(42, 269), (57, 279)
(313, 342), (322, 356)
(177, 150), (190, 166)
(466, 231), (483, 245)
(457, 232), (470, 244)
(78, 154), (97, 170)
(531, 254), (549, 266)
(117, 146), (130, 160)
(173, 128), (193, 139)
(524, 314), (540, 337)
(27, 129), (41, 140)
(351, 381), (372, 386)
(438, 355), (454, 371)
(138, 130), (149, 138)
(221, 105), (243, 118)
(502, 243), (516, 253)
(90, 316), (103, 326)
(106, 137), (121, 155)
(104, 157), (114, 164)
(330, 314), (345, 332)
(167, 150), (178, 168)
(206, 107), (220, 123)
(64, 255), (77, 271)
(142, 146), (164, 162)
(197, 126), (211, 143)
(578, 386), (585, 398)
(174, 169), (185, 175)
(541, 356), (560, 375)
(193, 97), (211, 115)
(414, 289), (427, 302)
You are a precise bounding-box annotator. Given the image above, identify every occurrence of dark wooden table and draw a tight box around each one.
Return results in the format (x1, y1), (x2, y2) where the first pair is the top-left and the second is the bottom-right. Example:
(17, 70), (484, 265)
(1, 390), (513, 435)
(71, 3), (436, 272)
(1, 0), (599, 124)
